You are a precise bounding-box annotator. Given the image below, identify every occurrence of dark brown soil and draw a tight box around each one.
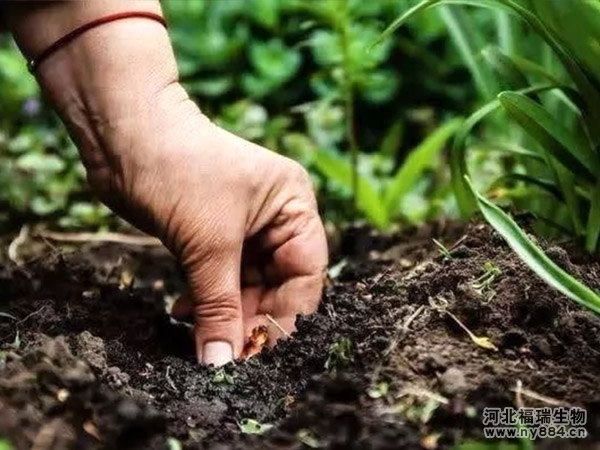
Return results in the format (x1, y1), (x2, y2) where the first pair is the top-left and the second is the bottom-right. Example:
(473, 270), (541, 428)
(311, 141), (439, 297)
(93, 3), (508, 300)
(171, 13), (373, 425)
(0, 222), (599, 450)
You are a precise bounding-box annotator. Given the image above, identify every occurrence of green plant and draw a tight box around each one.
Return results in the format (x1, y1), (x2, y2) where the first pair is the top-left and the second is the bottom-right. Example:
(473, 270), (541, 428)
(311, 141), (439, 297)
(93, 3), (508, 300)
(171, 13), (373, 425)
(239, 418), (274, 435)
(167, 438), (183, 450)
(313, 119), (462, 229)
(384, 0), (600, 315)
(0, 439), (13, 450)
(212, 368), (235, 385)
(454, 441), (521, 450)
(325, 337), (352, 371)
(433, 238), (453, 259)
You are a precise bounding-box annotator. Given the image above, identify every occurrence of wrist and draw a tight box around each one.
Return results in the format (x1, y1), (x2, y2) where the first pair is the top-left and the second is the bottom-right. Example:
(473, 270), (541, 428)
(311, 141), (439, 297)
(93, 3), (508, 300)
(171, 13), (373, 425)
(8, 1), (178, 167)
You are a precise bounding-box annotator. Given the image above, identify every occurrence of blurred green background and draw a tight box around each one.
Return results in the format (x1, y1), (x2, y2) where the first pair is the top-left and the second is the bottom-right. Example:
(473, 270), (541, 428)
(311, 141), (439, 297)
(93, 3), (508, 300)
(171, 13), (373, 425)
(1, 0), (598, 249)
(0, 0), (487, 231)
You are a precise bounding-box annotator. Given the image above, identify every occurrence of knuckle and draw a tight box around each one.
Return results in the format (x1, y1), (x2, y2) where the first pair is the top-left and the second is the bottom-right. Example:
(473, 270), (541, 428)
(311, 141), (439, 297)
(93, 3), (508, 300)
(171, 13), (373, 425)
(194, 293), (241, 324)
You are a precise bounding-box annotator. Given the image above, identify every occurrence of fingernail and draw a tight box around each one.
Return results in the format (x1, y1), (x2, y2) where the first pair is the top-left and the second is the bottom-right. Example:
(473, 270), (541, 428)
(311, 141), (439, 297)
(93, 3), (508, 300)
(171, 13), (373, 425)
(202, 341), (233, 366)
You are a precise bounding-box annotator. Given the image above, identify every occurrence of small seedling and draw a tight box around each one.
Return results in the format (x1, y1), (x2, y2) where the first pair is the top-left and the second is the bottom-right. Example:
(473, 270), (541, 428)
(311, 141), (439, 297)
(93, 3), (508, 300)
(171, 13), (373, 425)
(325, 337), (352, 371)
(297, 429), (320, 448)
(0, 440), (13, 450)
(167, 438), (182, 450)
(367, 381), (389, 399)
(470, 261), (502, 302)
(433, 239), (453, 260)
(239, 418), (273, 435)
(213, 368), (235, 385)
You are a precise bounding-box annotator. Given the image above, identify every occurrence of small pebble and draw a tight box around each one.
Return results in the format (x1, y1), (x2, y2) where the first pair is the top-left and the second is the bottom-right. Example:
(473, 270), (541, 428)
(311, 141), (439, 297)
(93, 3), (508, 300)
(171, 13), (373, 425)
(440, 367), (467, 395)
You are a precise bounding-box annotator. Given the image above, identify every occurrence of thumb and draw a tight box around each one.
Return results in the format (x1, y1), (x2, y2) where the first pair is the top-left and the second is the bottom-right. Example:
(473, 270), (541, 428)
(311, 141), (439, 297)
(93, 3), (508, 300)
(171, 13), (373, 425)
(186, 248), (244, 366)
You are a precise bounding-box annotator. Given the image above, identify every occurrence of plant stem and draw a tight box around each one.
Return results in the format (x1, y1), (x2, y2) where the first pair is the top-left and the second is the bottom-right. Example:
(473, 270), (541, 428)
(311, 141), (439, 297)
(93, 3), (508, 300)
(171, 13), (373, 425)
(338, 0), (359, 215)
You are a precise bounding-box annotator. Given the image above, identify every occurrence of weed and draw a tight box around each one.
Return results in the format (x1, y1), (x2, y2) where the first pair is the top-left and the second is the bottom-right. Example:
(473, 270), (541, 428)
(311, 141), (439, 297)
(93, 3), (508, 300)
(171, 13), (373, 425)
(213, 368), (235, 385)
(239, 418), (273, 435)
(470, 261), (502, 302)
(433, 238), (453, 260)
(324, 337), (352, 371)
(167, 438), (182, 450)
(387, 0), (600, 316)
(367, 381), (390, 399)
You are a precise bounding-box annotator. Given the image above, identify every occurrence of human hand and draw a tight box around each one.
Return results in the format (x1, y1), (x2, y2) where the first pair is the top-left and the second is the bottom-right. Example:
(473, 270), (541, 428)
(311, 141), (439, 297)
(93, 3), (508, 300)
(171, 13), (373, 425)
(7, 2), (328, 366)
(95, 84), (328, 366)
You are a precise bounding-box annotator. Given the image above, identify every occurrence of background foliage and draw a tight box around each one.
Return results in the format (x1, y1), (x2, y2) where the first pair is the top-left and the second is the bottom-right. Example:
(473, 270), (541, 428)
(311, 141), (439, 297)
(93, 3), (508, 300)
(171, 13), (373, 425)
(0, 0), (486, 231)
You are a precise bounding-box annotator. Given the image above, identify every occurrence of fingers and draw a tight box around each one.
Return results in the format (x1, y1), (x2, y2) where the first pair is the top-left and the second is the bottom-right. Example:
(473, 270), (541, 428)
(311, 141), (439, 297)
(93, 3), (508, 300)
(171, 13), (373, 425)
(185, 248), (244, 366)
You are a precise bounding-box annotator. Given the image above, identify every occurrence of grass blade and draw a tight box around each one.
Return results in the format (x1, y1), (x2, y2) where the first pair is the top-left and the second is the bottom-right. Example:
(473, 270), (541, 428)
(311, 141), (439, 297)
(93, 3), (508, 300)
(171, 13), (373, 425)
(585, 181), (600, 252)
(384, 119), (462, 215)
(313, 149), (389, 229)
(482, 46), (529, 90)
(450, 84), (558, 217)
(466, 176), (600, 315)
(373, 0), (506, 48)
(472, 142), (544, 162)
(498, 91), (600, 180)
(438, 6), (499, 100)
(490, 173), (564, 201)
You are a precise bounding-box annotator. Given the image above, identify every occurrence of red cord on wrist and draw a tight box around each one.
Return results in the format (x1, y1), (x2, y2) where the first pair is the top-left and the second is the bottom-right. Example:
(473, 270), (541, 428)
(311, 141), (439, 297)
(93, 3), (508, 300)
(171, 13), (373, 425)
(27, 11), (168, 74)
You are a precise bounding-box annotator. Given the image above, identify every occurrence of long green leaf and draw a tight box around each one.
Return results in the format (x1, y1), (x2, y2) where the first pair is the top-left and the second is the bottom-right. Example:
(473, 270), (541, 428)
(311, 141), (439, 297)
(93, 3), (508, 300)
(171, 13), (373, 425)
(439, 6), (499, 100)
(384, 119), (462, 215)
(373, 0), (508, 48)
(313, 149), (389, 229)
(466, 177), (600, 315)
(482, 46), (529, 90)
(450, 84), (558, 217)
(472, 142), (544, 162)
(490, 173), (563, 201)
(498, 91), (600, 179)
(585, 181), (600, 252)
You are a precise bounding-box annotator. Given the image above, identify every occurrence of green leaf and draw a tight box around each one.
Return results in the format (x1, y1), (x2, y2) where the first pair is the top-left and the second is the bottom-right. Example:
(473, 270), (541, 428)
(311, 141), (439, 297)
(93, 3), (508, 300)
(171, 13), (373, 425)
(313, 149), (389, 229)
(450, 84), (558, 217)
(585, 181), (600, 252)
(490, 173), (563, 201)
(249, 39), (301, 83)
(498, 91), (600, 179)
(379, 121), (404, 159)
(472, 142), (544, 162)
(16, 153), (66, 174)
(239, 419), (273, 435)
(438, 6), (499, 100)
(466, 176), (600, 315)
(384, 119), (462, 216)
(482, 46), (529, 90)
(373, 0), (507, 48)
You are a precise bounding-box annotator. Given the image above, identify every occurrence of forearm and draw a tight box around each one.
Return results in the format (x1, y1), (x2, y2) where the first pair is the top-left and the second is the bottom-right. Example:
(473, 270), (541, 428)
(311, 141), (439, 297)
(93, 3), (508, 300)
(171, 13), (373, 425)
(5, 1), (187, 175)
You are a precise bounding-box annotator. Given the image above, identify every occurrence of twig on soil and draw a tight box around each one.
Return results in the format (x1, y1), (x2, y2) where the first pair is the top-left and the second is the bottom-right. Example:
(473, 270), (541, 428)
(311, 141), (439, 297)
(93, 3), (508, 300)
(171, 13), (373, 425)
(370, 305), (428, 384)
(17, 305), (50, 326)
(165, 365), (179, 394)
(7, 224), (30, 265)
(399, 385), (449, 405)
(265, 313), (291, 339)
(515, 379), (524, 409)
(428, 296), (498, 351)
(367, 266), (393, 290)
(511, 383), (572, 407)
(37, 230), (162, 246)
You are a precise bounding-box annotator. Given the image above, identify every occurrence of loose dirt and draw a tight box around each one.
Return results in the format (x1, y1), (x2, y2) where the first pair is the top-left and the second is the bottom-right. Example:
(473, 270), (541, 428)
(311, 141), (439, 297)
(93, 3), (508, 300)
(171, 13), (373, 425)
(0, 222), (599, 449)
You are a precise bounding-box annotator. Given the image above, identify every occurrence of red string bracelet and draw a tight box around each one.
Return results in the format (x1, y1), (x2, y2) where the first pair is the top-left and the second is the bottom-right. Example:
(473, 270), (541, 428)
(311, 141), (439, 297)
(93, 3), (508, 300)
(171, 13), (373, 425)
(27, 11), (167, 74)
